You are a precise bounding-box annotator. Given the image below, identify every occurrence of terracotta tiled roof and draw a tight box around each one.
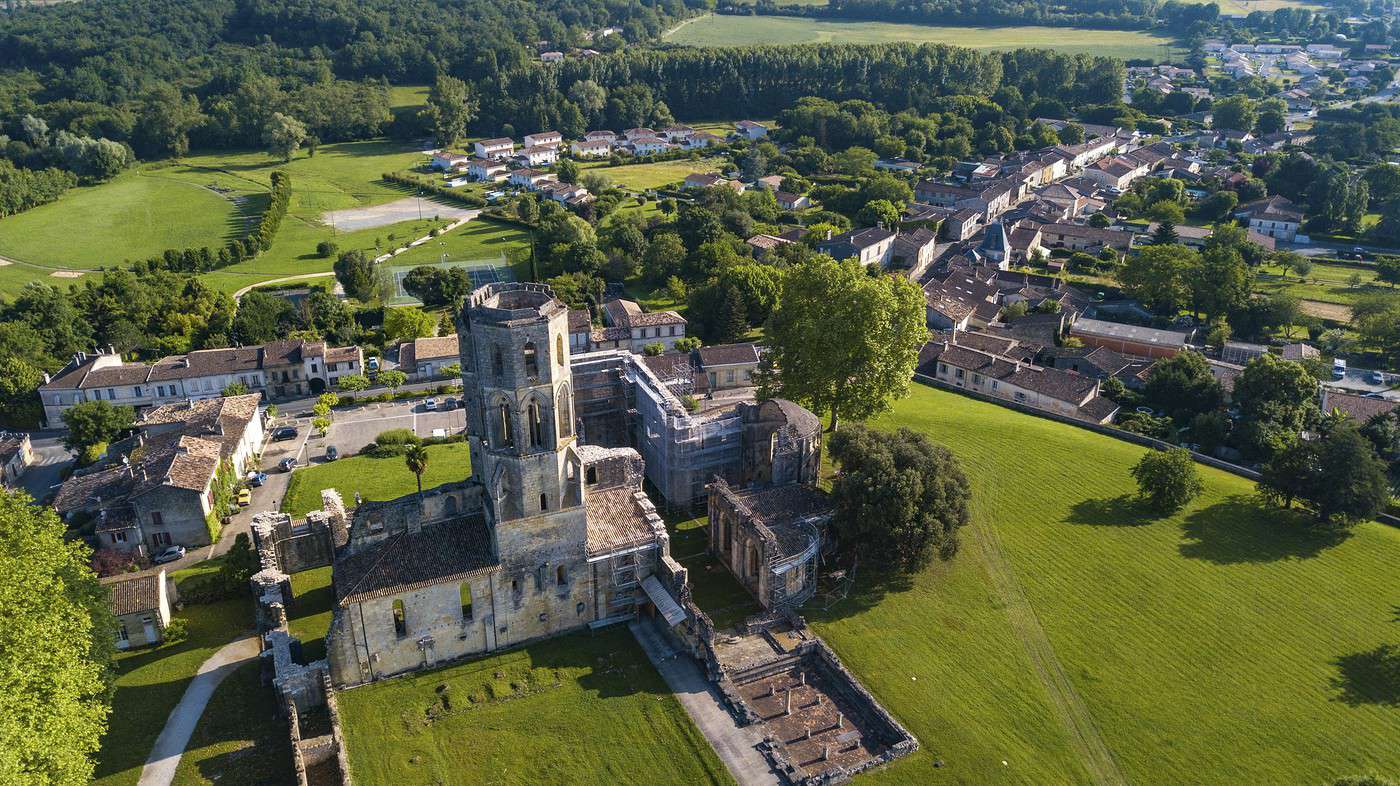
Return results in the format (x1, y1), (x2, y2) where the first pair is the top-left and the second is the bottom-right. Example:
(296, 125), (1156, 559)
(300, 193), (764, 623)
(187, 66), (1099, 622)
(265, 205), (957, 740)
(585, 486), (661, 559)
(697, 343), (760, 367)
(401, 335), (459, 369)
(102, 572), (162, 616)
(335, 519), (497, 606)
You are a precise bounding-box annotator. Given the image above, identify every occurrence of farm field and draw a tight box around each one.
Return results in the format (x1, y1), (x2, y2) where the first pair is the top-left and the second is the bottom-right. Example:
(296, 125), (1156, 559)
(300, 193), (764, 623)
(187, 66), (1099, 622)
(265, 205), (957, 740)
(778, 384), (1400, 785)
(582, 156), (728, 191)
(281, 442), (472, 517)
(337, 627), (735, 786)
(664, 15), (1178, 60)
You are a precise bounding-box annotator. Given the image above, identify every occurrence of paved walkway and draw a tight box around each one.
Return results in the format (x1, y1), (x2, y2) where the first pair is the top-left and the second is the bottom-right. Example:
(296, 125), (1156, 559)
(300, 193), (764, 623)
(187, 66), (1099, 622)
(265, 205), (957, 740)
(629, 619), (781, 786)
(136, 635), (262, 786)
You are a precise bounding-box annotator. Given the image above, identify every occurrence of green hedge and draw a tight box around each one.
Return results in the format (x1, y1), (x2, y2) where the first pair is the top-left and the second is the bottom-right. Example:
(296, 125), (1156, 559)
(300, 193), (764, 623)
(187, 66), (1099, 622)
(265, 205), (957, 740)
(382, 171), (486, 208)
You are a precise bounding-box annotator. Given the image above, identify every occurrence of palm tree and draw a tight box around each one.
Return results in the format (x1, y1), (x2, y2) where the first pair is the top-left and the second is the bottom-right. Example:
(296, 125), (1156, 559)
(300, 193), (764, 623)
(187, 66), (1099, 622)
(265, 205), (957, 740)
(405, 443), (429, 496)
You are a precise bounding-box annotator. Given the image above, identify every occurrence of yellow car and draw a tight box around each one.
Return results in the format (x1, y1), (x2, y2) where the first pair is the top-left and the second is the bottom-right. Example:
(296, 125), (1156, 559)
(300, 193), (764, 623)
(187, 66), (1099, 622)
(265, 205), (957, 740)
(237, 488), (252, 507)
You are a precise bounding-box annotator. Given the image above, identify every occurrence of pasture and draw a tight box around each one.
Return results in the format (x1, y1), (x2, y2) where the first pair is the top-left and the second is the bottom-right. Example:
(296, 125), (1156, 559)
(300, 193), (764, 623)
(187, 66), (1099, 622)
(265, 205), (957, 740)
(582, 156), (728, 191)
(664, 15), (1178, 60)
(784, 384), (1400, 785)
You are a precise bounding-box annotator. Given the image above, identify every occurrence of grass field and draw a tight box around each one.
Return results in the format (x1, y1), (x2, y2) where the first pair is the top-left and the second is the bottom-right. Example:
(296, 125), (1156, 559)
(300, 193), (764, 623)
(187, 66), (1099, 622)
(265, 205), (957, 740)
(337, 627), (734, 785)
(92, 594), (253, 786)
(281, 442), (472, 517)
(170, 660), (295, 785)
(0, 139), (534, 298)
(776, 384), (1400, 785)
(379, 217), (530, 270)
(664, 15), (1178, 60)
(1212, 0), (1319, 13)
(582, 156), (727, 191)
(1254, 259), (1390, 306)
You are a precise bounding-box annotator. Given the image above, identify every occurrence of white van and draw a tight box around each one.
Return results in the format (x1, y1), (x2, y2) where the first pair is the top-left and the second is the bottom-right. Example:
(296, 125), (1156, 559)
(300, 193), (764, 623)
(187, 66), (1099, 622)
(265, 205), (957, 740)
(1332, 358), (1347, 379)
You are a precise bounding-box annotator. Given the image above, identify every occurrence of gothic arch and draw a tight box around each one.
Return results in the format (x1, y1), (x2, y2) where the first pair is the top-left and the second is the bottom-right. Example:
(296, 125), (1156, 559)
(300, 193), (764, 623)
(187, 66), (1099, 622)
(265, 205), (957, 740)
(524, 390), (553, 449)
(556, 382), (573, 438)
(555, 334), (565, 366)
(523, 340), (539, 380)
(488, 393), (515, 449)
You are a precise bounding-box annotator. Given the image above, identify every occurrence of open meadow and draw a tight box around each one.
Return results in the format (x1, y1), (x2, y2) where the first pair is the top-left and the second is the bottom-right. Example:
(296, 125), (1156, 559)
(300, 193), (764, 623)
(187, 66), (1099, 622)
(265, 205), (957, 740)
(767, 384), (1400, 785)
(582, 156), (728, 191)
(664, 15), (1178, 60)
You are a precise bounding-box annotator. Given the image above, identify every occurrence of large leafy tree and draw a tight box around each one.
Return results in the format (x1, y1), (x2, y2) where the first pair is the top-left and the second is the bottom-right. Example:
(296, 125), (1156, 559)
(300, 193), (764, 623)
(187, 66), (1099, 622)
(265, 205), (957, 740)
(828, 425), (972, 570)
(1233, 353), (1319, 459)
(1119, 244), (1196, 315)
(62, 400), (135, 461)
(0, 489), (113, 783)
(1144, 351), (1223, 423)
(262, 112), (307, 162)
(758, 256), (926, 431)
(333, 250), (377, 303)
(1259, 420), (1391, 527)
(425, 75), (478, 148)
(383, 306), (437, 344)
(1131, 448), (1204, 514)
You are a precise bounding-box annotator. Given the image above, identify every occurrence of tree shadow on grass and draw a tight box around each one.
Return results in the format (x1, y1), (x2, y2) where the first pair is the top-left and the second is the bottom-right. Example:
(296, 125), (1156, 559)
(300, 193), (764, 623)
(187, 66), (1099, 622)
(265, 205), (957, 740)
(1331, 644), (1400, 707)
(1178, 495), (1350, 564)
(1066, 494), (1158, 526)
(803, 567), (916, 626)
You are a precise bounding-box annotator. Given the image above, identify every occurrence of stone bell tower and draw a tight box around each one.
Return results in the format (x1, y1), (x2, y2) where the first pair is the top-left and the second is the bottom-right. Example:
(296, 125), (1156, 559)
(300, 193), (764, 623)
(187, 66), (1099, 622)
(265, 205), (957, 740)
(456, 282), (584, 527)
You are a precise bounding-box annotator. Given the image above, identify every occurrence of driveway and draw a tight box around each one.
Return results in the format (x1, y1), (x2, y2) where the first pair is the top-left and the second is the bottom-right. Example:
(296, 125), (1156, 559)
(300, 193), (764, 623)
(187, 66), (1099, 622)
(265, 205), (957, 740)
(19, 431), (74, 503)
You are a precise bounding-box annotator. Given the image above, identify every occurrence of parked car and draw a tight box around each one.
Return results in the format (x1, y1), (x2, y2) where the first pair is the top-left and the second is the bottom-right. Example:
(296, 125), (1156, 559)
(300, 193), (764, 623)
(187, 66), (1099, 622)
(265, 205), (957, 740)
(278, 457), (298, 472)
(325, 445), (339, 461)
(442, 397), (458, 410)
(246, 471), (267, 487)
(1369, 370), (1385, 385)
(424, 398), (438, 411)
(152, 545), (186, 565)
(272, 426), (299, 441)
(237, 488), (252, 506)
(367, 357), (381, 373)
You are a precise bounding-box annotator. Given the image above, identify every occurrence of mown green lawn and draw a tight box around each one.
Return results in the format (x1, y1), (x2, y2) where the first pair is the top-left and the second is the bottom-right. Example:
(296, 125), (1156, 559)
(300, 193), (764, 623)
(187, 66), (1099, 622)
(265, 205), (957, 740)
(582, 156), (727, 191)
(92, 591), (253, 786)
(1254, 260), (1391, 306)
(0, 168), (244, 294)
(337, 627), (734, 785)
(795, 384), (1400, 785)
(669, 515), (762, 630)
(665, 15), (1177, 60)
(287, 565), (335, 663)
(170, 660), (295, 786)
(380, 217), (530, 270)
(281, 442), (471, 517)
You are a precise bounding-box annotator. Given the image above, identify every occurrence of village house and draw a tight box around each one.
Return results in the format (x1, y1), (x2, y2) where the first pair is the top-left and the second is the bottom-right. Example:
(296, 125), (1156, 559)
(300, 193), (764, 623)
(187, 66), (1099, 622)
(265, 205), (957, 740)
(523, 131), (563, 149)
(917, 339), (1119, 423)
(39, 341), (361, 426)
(601, 299), (688, 353)
(923, 268), (1001, 331)
(570, 138), (612, 158)
(735, 120), (769, 140)
(746, 233), (793, 259)
(398, 335), (462, 380)
(508, 169), (557, 189)
(1070, 317), (1190, 360)
(467, 158), (510, 182)
(1084, 155), (1151, 191)
(816, 226), (897, 267)
(1037, 222), (1136, 255)
(540, 50), (564, 63)
(662, 125), (695, 142)
(430, 151), (470, 172)
(104, 570), (175, 649)
(473, 137), (515, 160)
(684, 173), (726, 190)
(539, 182), (592, 206)
(517, 145), (560, 167)
(136, 393), (266, 477)
(1234, 195), (1304, 241)
(629, 136), (670, 155)
(585, 130), (617, 143)
(622, 127), (657, 142)
(0, 432), (33, 488)
(755, 175), (785, 192)
(774, 191), (810, 211)
(891, 227), (939, 272)
(697, 343), (762, 391)
(685, 132), (722, 149)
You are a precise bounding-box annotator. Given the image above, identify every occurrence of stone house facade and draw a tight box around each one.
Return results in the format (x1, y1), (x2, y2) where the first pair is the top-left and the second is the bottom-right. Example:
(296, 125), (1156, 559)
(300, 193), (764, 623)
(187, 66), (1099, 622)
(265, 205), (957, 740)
(103, 569), (175, 649)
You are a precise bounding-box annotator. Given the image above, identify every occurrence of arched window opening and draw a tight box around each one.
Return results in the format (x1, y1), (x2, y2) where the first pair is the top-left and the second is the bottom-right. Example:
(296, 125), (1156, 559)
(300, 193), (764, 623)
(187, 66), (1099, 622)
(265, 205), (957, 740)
(748, 546), (760, 579)
(528, 400), (544, 447)
(555, 334), (565, 366)
(460, 584), (473, 622)
(493, 346), (504, 377)
(524, 341), (539, 379)
(498, 402), (514, 448)
(540, 492), (549, 512)
(392, 599), (407, 638)
(557, 385), (573, 437)
(586, 466), (598, 484)
(556, 565), (567, 586)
